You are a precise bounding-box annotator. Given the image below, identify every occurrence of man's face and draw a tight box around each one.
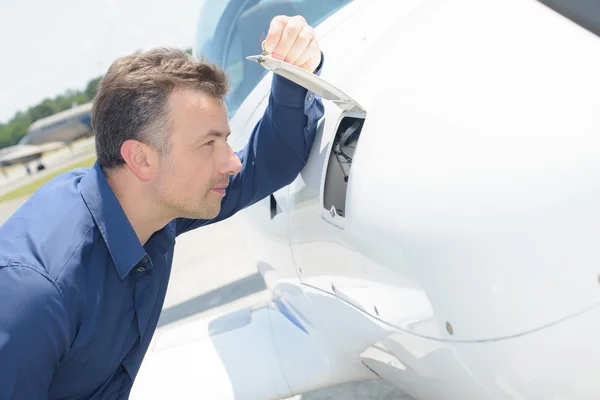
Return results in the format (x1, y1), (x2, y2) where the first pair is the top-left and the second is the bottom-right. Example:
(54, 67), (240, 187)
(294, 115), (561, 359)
(152, 87), (242, 220)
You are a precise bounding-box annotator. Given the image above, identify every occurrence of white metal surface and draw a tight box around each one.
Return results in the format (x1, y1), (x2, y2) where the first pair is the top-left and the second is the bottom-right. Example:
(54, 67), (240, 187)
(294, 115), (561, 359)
(23, 101), (93, 145)
(360, 301), (600, 400)
(246, 54), (366, 114)
(131, 302), (375, 400)
(241, 0), (600, 395)
(282, 0), (600, 341)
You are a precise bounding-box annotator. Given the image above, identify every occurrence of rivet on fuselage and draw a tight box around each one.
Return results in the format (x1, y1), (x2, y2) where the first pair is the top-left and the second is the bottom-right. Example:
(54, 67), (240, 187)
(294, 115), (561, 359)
(446, 322), (454, 335)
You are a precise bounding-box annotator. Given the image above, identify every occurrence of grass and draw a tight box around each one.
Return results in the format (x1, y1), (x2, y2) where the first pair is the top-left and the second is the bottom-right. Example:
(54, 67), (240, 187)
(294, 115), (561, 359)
(0, 155), (97, 204)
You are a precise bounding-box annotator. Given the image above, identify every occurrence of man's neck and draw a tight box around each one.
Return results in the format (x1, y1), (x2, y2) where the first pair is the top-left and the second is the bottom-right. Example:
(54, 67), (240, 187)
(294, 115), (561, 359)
(105, 170), (172, 245)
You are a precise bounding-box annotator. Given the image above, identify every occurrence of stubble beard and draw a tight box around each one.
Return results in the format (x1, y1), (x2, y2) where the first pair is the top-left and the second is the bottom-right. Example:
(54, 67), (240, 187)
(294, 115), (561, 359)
(186, 191), (222, 220)
(160, 184), (223, 221)
(152, 161), (223, 221)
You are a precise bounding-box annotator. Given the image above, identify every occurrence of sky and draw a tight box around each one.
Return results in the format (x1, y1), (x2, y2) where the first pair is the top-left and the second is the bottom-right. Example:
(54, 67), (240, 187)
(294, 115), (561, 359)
(0, 0), (207, 123)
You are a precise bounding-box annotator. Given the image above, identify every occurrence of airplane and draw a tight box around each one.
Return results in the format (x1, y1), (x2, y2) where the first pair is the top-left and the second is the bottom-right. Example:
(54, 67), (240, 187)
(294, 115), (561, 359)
(0, 101), (93, 175)
(130, 0), (600, 399)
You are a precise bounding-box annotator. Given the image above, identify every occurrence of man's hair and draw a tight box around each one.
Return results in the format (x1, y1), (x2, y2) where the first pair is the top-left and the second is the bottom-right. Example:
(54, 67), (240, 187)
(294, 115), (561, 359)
(92, 47), (229, 171)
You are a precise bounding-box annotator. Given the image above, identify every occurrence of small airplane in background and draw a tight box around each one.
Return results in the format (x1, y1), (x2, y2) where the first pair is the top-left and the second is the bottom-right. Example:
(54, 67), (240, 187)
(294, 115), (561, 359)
(0, 101), (93, 176)
(129, 0), (600, 399)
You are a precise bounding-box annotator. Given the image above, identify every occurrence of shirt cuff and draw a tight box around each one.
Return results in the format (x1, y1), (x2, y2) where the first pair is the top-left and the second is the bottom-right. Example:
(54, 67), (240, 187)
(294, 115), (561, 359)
(270, 51), (325, 108)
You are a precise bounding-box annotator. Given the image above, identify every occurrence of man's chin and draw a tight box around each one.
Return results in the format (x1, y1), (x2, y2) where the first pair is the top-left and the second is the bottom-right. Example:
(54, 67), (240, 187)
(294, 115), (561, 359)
(189, 204), (221, 220)
(204, 207), (221, 220)
(172, 196), (223, 220)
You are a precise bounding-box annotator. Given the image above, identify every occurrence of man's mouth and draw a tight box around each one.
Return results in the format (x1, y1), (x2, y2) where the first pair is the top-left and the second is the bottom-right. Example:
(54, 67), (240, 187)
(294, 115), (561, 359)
(211, 185), (228, 196)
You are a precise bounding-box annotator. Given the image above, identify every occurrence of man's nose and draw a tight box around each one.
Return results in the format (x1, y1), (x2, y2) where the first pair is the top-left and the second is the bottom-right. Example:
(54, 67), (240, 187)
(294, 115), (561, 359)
(229, 152), (242, 175)
(221, 144), (242, 175)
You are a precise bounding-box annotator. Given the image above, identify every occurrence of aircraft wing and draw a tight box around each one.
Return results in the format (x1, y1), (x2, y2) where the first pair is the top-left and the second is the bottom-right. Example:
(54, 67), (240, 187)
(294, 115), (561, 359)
(0, 142), (66, 166)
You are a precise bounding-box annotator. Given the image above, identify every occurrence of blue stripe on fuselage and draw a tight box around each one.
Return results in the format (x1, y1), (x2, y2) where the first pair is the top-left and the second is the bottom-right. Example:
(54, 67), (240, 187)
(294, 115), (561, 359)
(273, 298), (308, 334)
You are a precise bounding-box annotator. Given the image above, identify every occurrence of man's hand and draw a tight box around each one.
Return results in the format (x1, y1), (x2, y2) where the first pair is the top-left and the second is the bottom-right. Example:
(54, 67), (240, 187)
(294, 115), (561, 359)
(262, 15), (322, 73)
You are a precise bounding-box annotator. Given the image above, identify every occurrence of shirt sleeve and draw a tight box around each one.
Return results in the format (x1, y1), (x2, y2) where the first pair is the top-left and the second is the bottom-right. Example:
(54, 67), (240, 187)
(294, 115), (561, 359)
(0, 265), (70, 399)
(176, 53), (326, 235)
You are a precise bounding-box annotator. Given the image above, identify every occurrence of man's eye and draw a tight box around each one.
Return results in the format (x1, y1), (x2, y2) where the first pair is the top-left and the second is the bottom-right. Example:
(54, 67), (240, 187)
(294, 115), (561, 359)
(205, 140), (215, 146)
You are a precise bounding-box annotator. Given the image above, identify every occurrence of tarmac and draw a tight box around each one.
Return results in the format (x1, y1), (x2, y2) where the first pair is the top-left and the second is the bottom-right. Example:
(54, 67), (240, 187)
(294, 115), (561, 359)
(0, 170), (414, 400)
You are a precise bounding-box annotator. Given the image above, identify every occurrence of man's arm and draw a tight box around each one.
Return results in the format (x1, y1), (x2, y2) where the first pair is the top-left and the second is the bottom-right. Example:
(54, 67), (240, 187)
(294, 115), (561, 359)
(0, 265), (70, 398)
(175, 54), (325, 235)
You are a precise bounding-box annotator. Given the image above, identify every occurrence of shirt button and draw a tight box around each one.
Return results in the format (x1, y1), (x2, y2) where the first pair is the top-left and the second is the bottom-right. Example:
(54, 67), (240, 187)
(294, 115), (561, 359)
(307, 124), (312, 131)
(137, 266), (146, 273)
(307, 93), (313, 101)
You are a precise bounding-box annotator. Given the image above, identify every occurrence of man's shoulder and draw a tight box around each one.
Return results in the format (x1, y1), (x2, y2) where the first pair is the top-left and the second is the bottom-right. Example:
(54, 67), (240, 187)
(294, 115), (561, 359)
(0, 167), (98, 281)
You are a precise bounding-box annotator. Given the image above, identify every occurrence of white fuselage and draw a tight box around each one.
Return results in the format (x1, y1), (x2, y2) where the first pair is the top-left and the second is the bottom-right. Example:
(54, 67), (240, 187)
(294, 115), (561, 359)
(231, 0), (600, 398)
(23, 102), (93, 146)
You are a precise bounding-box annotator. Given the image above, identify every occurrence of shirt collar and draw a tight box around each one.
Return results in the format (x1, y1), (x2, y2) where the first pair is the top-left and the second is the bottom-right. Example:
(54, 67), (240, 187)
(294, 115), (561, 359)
(79, 161), (148, 280)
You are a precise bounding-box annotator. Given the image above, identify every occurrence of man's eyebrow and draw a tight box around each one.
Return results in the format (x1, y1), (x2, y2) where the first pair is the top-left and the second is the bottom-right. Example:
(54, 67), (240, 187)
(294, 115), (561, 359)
(204, 130), (231, 139)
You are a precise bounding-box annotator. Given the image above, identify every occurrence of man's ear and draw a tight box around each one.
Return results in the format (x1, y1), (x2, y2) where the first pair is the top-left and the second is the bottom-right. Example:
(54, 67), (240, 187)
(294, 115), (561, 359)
(120, 139), (154, 181)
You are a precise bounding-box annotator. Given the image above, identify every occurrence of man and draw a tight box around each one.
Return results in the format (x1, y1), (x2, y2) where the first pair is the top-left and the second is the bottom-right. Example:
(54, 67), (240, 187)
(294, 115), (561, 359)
(0, 15), (324, 399)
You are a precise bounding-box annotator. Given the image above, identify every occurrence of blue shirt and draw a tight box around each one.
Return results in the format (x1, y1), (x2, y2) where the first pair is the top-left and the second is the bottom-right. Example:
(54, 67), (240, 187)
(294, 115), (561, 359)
(0, 59), (324, 399)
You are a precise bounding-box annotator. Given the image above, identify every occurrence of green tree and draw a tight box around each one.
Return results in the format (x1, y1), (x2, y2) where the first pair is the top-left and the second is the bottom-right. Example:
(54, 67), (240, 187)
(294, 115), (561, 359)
(29, 99), (60, 122)
(85, 76), (103, 100)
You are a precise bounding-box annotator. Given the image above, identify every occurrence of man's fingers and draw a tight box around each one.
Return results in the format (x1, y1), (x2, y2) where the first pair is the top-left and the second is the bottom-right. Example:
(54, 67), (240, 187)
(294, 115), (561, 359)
(293, 37), (317, 68)
(284, 25), (314, 65)
(263, 14), (321, 73)
(272, 15), (305, 60)
(299, 40), (321, 74)
(263, 15), (289, 53)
